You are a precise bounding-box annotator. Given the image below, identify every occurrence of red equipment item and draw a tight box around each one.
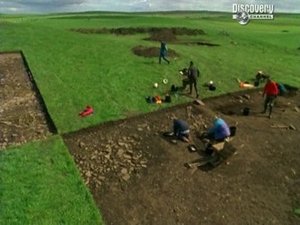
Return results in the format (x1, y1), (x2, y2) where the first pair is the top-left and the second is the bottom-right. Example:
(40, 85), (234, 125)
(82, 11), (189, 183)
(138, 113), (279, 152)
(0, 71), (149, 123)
(79, 106), (94, 117)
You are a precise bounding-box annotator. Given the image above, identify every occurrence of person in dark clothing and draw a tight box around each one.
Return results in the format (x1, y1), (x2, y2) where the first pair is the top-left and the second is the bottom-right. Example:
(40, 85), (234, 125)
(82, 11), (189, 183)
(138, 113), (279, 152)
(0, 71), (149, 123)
(159, 41), (170, 64)
(170, 119), (190, 142)
(254, 71), (269, 87)
(262, 78), (279, 119)
(182, 61), (199, 98)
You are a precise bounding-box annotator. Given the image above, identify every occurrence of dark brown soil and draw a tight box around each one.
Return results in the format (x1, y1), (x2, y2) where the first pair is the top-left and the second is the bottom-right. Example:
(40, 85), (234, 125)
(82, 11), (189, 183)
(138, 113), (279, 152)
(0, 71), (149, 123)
(0, 53), (53, 150)
(64, 89), (300, 225)
(132, 41), (218, 58)
(144, 29), (178, 42)
(179, 41), (220, 47)
(72, 27), (205, 42)
(196, 42), (220, 47)
(73, 27), (205, 36)
(132, 45), (179, 58)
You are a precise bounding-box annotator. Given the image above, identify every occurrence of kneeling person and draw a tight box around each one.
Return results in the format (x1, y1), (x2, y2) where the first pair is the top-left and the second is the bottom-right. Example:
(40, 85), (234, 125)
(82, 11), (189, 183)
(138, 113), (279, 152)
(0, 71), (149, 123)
(204, 117), (230, 142)
(172, 119), (190, 142)
(201, 117), (230, 155)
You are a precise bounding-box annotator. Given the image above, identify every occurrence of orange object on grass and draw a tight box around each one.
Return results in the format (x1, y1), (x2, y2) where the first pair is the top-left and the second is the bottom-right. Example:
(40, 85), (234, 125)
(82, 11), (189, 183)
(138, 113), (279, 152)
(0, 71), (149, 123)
(154, 96), (162, 104)
(239, 82), (254, 88)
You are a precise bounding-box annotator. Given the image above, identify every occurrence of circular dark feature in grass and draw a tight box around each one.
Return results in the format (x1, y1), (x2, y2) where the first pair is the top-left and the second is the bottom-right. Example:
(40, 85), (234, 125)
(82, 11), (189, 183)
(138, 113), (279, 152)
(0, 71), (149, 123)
(132, 45), (179, 58)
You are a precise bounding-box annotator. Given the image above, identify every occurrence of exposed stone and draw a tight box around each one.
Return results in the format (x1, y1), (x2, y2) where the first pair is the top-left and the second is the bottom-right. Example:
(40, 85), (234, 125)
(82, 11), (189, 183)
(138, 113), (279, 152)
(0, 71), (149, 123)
(132, 134), (139, 140)
(118, 141), (125, 146)
(122, 174), (131, 181)
(79, 141), (85, 148)
(140, 160), (147, 165)
(133, 155), (141, 161)
(123, 154), (132, 159)
(121, 168), (128, 175)
(193, 99), (205, 106)
(126, 150), (134, 155)
(117, 149), (125, 157)
(242, 94), (251, 100)
(105, 146), (112, 153)
(86, 171), (92, 178)
(98, 176), (106, 181)
(95, 180), (102, 187)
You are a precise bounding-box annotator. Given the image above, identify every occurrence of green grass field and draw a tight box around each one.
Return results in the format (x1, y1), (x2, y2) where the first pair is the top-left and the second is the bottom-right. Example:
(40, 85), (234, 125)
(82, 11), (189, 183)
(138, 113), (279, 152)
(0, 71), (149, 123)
(0, 137), (102, 225)
(0, 12), (299, 224)
(0, 12), (299, 133)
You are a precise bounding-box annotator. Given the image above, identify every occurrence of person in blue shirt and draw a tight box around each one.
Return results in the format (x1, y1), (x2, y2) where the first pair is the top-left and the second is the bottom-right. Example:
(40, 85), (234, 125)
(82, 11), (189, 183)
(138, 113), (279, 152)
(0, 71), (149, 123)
(276, 83), (288, 96)
(159, 41), (170, 64)
(205, 117), (230, 142)
(171, 119), (190, 142)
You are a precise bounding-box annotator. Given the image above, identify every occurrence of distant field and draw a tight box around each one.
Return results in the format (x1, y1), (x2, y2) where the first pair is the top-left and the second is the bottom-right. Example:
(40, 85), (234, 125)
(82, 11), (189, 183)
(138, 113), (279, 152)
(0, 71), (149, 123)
(0, 11), (299, 225)
(0, 12), (299, 133)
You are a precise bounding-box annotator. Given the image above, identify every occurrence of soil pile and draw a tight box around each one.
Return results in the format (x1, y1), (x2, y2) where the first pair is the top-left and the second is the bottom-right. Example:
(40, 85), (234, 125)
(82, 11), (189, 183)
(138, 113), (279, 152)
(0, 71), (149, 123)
(146, 29), (177, 42)
(132, 45), (179, 58)
(72, 27), (205, 42)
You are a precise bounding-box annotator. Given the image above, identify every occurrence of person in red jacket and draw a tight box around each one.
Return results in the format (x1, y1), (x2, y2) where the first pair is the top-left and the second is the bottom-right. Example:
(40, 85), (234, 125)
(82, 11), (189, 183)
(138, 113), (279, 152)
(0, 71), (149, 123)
(262, 78), (279, 118)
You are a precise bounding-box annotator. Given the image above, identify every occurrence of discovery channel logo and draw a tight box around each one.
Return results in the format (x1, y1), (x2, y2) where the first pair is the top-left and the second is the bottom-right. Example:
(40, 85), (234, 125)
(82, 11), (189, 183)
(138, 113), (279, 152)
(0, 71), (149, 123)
(232, 3), (274, 25)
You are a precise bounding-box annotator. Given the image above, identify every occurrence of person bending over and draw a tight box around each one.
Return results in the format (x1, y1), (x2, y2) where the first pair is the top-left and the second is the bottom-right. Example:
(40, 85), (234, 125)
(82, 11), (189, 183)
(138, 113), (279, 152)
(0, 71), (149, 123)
(171, 119), (190, 142)
(204, 117), (230, 142)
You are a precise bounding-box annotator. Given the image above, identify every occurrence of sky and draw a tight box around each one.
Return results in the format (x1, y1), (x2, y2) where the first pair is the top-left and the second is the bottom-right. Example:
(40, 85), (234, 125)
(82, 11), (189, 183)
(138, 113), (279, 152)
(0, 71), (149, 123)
(0, 0), (299, 14)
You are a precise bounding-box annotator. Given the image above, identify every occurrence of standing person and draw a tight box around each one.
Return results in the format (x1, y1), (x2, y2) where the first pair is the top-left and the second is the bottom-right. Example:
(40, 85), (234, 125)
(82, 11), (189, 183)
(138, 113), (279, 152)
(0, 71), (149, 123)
(159, 41), (170, 64)
(187, 61), (199, 98)
(262, 78), (279, 119)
